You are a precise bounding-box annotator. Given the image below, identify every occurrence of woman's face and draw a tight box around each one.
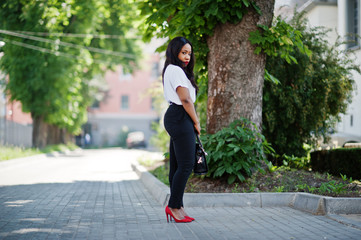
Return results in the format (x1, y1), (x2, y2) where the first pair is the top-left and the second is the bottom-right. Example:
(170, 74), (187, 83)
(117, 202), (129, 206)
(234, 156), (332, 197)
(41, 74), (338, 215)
(178, 43), (192, 67)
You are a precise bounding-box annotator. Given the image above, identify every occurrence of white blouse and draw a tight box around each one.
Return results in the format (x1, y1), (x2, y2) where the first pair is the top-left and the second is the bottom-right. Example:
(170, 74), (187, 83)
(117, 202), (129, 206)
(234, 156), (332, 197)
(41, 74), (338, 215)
(163, 64), (196, 105)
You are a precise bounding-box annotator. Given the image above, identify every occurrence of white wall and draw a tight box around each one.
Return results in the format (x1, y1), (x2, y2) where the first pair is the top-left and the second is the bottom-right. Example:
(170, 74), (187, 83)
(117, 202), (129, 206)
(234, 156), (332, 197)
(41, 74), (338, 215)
(335, 0), (361, 143)
(301, 1), (361, 145)
(336, 51), (361, 138)
(305, 5), (339, 44)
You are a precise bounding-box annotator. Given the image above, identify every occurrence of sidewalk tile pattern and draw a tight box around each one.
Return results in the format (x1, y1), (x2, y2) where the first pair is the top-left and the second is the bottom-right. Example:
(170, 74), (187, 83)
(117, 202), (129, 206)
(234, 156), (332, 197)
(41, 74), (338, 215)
(1, 181), (361, 240)
(0, 150), (360, 240)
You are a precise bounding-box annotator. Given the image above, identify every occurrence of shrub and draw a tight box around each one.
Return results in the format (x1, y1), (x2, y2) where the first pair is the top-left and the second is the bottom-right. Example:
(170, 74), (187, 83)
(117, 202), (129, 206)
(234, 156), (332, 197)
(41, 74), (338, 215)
(263, 12), (359, 158)
(201, 118), (274, 184)
(311, 148), (361, 179)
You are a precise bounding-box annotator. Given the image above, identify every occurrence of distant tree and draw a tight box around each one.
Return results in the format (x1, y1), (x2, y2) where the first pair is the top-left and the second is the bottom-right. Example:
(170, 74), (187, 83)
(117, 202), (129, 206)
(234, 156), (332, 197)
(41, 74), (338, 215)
(139, 0), (275, 133)
(0, 0), (140, 148)
(262, 13), (360, 158)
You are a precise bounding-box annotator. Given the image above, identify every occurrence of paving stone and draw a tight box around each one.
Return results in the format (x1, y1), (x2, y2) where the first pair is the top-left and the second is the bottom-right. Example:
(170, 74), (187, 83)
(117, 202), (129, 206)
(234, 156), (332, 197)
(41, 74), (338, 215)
(1, 149), (361, 240)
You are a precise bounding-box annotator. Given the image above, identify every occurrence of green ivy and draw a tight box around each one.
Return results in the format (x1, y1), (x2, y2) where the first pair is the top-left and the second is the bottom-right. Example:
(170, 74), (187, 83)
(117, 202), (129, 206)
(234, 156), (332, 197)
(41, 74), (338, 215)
(249, 16), (312, 84)
(201, 118), (274, 184)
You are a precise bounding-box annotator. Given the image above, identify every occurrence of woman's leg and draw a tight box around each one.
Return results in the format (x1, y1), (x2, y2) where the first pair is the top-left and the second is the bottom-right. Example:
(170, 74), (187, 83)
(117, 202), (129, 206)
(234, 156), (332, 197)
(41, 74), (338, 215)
(168, 139), (177, 190)
(164, 104), (195, 209)
(167, 131), (195, 209)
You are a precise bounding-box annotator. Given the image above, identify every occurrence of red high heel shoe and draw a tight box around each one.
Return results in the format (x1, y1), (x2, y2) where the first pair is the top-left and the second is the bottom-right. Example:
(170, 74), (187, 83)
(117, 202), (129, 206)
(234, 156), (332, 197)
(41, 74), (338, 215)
(165, 206), (192, 223)
(181, 207), (195, 221)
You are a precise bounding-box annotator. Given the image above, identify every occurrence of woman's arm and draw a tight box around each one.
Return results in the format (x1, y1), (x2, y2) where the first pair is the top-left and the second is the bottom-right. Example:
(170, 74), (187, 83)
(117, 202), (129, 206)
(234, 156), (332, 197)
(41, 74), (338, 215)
(176, 86), (201, 135)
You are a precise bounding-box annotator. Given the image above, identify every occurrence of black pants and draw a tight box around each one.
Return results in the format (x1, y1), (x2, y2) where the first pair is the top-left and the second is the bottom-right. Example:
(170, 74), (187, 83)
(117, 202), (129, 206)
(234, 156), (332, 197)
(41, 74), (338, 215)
(164, 104), (195, 209)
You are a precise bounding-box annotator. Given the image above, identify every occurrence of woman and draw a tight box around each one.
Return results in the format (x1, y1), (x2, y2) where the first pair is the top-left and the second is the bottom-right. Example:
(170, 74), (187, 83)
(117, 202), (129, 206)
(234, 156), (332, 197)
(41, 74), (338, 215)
(163, 37), (200, 223)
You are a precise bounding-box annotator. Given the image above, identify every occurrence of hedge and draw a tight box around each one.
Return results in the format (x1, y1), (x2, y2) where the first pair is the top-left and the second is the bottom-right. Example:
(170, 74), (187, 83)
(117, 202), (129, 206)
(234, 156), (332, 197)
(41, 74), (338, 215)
(310, 148), (361, 179)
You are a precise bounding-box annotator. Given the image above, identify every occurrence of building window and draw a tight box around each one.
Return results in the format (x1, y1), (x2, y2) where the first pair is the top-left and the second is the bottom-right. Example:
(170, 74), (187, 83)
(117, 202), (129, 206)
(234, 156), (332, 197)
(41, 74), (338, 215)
(346, 0), (359, 49)
(351, 114), (354, 127)
(119, 69), (132, 82)
(91, 99), (100, 109)
(121, 95), (129, 110)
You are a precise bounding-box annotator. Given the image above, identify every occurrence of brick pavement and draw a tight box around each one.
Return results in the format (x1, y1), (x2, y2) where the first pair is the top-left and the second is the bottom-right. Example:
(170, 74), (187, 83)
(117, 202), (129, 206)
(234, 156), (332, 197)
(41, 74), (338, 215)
(0, 149), (360, 240)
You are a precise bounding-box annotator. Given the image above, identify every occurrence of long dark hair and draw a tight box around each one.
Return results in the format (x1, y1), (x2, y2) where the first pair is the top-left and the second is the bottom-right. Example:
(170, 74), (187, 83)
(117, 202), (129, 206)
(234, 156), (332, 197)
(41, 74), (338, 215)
(162, 37), (198, 92)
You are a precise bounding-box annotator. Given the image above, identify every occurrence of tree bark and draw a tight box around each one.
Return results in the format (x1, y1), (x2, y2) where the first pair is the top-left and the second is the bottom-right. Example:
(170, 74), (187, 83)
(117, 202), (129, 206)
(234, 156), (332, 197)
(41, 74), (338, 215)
(206, 0), (275, 134)
(47, 126), (74, 145)
(32, 114), (73, 148)
(32, 115), (48, 148)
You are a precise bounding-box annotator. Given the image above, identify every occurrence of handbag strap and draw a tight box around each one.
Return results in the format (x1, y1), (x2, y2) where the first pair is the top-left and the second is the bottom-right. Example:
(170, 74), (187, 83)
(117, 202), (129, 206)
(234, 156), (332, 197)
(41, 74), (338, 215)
(196, 134), (202, 146)
(195, 134), (207, 155)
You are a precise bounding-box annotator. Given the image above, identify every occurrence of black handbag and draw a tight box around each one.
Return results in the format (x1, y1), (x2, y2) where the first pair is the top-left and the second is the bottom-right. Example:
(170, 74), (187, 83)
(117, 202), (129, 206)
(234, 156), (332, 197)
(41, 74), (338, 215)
(194, 134), (208, 175)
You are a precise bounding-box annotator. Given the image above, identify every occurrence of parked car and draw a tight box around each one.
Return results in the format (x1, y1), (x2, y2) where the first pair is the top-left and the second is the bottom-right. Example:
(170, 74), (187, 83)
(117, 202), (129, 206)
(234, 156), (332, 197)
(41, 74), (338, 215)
(126, 131), (146, 149)
(331, 132), (361, 147)
(319, 132), (361, 149)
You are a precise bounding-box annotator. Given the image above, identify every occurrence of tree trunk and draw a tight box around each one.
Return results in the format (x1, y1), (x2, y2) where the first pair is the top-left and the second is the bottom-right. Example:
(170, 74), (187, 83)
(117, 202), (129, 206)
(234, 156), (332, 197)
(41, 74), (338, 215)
(206, 0), (275, 134)
(47, 125), (73, 145)
(32, 114), (73, 148)
(32, 115), (48, 148)
(47, 125), (62, 145)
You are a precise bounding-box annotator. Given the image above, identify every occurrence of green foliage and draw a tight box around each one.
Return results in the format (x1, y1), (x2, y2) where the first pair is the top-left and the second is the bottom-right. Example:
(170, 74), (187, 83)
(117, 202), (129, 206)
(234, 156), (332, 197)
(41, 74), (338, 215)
(139, 0), (259, 64)
(281, 154), (310, 170)
(0, 0), (140, 137)
(273, 186), (285, 192)
(296, 180), (349, 195)
(340, 173), (353, 184)
(201, 118), (274, 184)
(249, 17), (312, 84)
(311, 148), (361, 180)
(150, 120), (169, 153)
(262, 12), (359, 157)
(0, 143), (79, 161)
(265, 160), (278, 173)
(270, 144), (312, 169)
(150, 164), (169, 186)
(0, 146), (41, 161)
(40, 143), (78, 153)
(145, 80), (169, 152)
(249, 17), (312, 64)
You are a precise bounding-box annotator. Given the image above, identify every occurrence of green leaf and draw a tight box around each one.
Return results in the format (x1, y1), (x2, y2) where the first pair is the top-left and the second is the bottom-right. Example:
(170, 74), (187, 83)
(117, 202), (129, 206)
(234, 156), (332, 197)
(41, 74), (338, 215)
(281, 36), (293, 45)
(237, 173), (246, 182)
(236, 10), (243, 19)
(264, 69), (280, 84)
(227, 175), (236, 184)
(205, 3), (218, 18)
(254, 47), (262, 55)
(242, 0), (250, 7)
(289, 55), (298, 64)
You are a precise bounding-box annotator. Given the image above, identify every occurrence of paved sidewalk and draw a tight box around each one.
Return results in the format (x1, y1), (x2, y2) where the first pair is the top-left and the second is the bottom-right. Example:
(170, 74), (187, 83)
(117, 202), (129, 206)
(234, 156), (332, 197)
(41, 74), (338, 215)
(0, 149), (360, 240)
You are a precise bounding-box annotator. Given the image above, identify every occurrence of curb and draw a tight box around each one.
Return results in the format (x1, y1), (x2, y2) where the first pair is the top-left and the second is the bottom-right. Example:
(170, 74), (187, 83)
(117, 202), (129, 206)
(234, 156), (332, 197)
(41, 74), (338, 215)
(131, 162), (170, 206)
(131, 162), (361, 215)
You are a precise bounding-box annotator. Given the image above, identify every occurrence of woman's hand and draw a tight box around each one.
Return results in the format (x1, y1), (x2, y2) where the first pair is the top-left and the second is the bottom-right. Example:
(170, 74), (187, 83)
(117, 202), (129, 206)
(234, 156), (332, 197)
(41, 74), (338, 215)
(194, 121), (201, 135)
